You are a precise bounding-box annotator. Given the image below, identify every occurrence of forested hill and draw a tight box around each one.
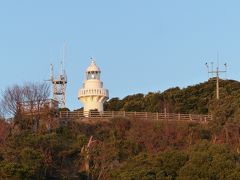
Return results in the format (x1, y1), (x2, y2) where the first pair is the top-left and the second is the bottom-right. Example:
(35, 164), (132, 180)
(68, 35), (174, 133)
(105, 78), (240, 114)
(1, 80), (240, 179)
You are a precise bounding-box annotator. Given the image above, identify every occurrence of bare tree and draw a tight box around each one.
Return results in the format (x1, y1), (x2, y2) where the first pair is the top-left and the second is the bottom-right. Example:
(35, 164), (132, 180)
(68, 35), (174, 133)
(1, 82), (50, 117)
(0, 82), (51, 131)
(1, 85), (23, 117)
(22, 82), (50, 113)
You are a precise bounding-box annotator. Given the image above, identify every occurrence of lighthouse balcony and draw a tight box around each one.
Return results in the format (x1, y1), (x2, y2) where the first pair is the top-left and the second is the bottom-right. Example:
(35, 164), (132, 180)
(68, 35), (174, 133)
(79, 88), (109, 97)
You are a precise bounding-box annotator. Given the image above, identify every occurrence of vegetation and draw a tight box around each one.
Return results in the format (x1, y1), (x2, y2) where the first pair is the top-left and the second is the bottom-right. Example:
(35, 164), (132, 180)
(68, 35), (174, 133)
(105, 78), (240, 114)
(1, 79), (240, 179)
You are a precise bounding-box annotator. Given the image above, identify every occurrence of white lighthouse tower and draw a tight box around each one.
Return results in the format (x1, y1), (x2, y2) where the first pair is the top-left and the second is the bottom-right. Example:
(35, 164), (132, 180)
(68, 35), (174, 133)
(78, 59), (109, 115)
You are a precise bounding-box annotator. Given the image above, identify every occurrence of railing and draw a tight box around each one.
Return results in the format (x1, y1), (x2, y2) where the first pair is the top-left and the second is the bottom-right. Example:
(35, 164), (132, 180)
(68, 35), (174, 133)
(59, 111), (212, 123)
(79, 88), (109, 97)
(20, 99), (59, 112)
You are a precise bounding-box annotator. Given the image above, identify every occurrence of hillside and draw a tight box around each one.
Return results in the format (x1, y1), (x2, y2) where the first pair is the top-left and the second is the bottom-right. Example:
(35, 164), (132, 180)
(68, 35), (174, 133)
(1, 117), (240, 179)
(1, 79), (240, 179)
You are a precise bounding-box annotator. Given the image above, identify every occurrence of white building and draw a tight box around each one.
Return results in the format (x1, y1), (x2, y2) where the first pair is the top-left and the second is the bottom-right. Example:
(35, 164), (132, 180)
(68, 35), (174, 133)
(78, 60), (109, 115)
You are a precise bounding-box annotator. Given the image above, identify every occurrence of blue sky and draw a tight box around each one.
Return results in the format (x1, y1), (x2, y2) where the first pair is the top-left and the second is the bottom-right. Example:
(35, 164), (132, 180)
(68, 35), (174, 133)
(1, 0), (240, 110)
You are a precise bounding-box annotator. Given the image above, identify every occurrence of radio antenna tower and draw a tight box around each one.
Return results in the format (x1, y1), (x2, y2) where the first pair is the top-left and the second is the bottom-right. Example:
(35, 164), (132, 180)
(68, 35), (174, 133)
(50, 44), (68, 108)
(205, 60), (227, 100)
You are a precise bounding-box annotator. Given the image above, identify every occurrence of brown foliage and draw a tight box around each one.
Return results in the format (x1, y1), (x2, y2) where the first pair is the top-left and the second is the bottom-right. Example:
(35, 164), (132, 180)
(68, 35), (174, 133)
(0, 120), (10, 145)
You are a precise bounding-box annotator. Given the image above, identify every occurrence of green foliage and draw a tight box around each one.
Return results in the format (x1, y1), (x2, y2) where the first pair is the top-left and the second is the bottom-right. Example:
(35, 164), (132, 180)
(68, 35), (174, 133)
(0, 122), (88, 179)
(104, 98), (123, 111)
(111, 141), (240, 180)
(155, 151), (188, 179)
(105, 79), (240, 114)
(111, 151), (188, 180)
(0, 134), (46, 179)
(111, 154), (157, 179)
(178, 141), (240, 180)
(20, 148), (44, 178)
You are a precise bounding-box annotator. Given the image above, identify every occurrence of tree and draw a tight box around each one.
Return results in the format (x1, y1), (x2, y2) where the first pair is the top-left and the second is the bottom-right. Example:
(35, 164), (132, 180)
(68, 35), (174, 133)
(22, 82), (50, 113)
(111, 151), (188, 179)
(178, 141), (240, 180)
(104, 98), (123, 111)
(1, 82), (50, 117)
(0, 119), (9, 145)
(0, 82), (50, 131)
(209, 95), (240, 143)
(1, 84), (23, 117)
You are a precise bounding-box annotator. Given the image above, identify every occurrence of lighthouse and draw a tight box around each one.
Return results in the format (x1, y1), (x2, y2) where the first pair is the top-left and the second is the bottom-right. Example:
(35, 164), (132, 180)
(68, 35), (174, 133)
(78, 59), (109, 115)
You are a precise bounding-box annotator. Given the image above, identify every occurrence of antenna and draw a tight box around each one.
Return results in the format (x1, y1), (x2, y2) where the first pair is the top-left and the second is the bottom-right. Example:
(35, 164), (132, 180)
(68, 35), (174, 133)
(48, 44), (68, 108)
(62, 42), (68, 81)
(60, 61), (64, 76)
(50, 64), (54, 81)
(205, 62), (209, 78)
(205, 60), (228, 100)
(224, 63), (228, 79)
(62, 42), (67, 73)
(211, 62), (214, 77)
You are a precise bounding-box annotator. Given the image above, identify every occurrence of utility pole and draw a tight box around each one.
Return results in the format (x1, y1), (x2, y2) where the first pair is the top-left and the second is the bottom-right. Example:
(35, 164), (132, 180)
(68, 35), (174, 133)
(205, 62), (227, 100)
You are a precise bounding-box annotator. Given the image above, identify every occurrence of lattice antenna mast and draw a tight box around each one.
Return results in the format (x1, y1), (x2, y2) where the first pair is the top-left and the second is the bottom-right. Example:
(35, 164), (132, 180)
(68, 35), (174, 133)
(205, 62), (227, 100)
(50, 45), (68, 108)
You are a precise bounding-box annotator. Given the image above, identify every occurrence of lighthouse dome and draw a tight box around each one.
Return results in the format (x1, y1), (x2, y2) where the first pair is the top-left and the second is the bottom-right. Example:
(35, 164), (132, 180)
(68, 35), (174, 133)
(86, 60), (101, 72)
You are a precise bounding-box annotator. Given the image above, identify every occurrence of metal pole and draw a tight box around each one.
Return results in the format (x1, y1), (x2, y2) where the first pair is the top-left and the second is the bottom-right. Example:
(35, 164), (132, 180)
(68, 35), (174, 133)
(216, 76), (219, 100)
(164, 108), (167, 119)
(205, 61), (227, 100)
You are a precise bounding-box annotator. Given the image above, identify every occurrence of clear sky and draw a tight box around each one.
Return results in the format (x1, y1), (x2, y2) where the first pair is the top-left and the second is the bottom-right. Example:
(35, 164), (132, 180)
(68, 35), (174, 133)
(1, 0), (240, 110)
